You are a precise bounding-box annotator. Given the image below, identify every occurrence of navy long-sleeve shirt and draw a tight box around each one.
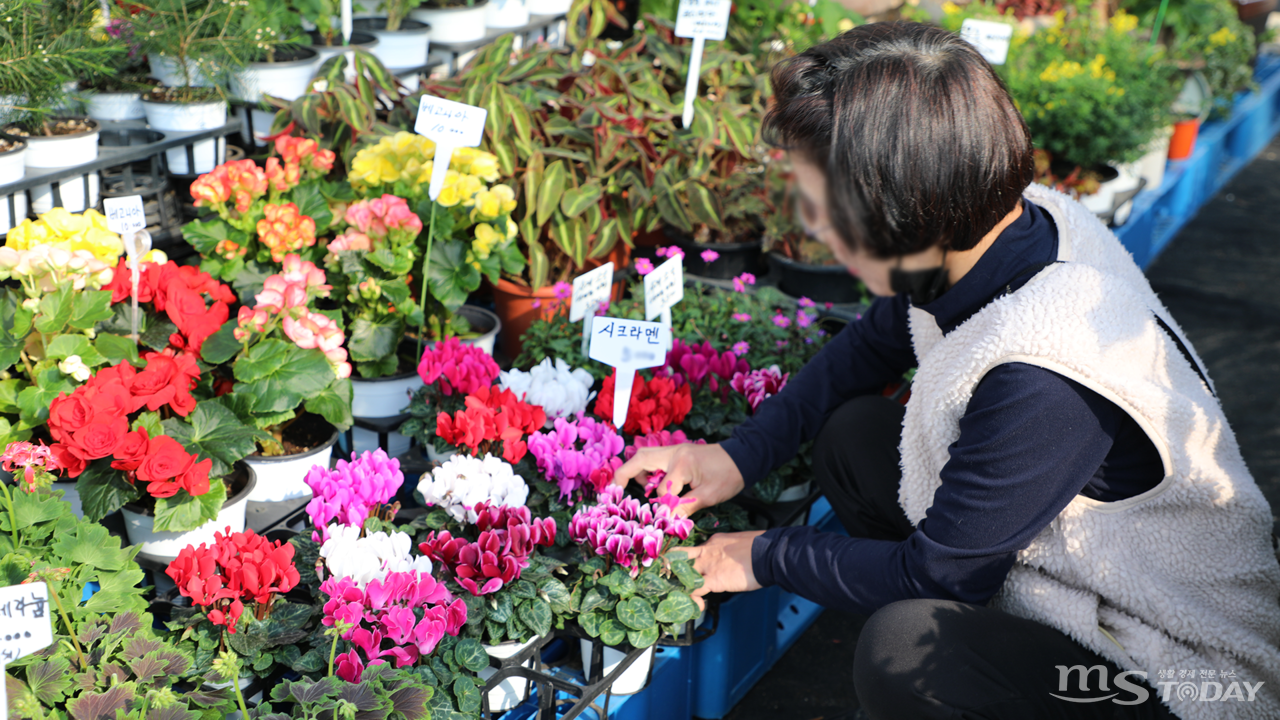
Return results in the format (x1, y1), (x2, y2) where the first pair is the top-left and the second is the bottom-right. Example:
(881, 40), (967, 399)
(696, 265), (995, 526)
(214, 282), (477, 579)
(726, 201), (1165, 615)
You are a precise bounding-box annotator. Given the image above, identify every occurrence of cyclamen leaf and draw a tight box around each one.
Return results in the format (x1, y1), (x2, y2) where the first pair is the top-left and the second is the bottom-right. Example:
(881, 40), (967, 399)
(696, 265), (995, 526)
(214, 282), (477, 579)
(452, 676), (480, 714)
(453, 637), (489, 673)
(627, 626), (660, 649)
(579, 587), (611, 615)
(615, 597), (656, 632)
(508, 579), (536, 600)
(539, 578), (572, 614)
(598, 618), (627, 647)
(668, 558), (704, 591)
(655, 592), (701, 625)
(517, 597), (552, 638)
(578, 611), (601, 638)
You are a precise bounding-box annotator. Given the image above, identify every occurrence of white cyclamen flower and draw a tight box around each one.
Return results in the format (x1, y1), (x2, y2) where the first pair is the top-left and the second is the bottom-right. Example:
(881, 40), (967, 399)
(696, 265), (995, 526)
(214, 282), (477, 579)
(319, 525), (431, 587)
(417, 453), (529, 523)
(500, 358), (595, 422)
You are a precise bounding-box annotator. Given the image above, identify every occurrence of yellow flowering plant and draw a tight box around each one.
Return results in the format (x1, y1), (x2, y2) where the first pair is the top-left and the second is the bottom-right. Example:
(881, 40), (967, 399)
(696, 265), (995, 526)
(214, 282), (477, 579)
(348, 132), (524, 338)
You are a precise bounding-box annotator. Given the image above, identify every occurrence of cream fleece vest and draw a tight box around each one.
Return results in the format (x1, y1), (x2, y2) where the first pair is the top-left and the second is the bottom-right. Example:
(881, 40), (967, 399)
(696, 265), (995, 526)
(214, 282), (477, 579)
(899, 183), (1280, 720)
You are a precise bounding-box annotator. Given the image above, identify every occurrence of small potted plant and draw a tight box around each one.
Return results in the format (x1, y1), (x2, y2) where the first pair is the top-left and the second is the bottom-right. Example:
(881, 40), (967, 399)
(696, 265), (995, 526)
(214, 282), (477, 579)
(296, 0), (382, 62)
(231, 0), (322, 148)
(410, 0), (490, 43)
(200, 255), (353, 503)
(351, 0), (434, 75)
(484, 0), (530, 29)
(78, 16), (153, 122)
(400, 336), (502, 462)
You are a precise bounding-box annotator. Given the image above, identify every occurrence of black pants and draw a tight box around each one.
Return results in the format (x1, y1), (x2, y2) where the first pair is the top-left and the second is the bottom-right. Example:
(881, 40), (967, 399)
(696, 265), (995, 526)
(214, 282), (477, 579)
(811, 396), (1177, 720)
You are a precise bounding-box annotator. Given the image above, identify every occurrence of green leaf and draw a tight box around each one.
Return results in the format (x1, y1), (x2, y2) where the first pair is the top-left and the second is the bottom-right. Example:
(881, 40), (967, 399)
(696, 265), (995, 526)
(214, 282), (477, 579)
(140, 317), (179, 352)
(685, 180), (724, 231)
(598, 618), (626, 647)
(427, 240), (481, 312)
(559, 182), (602, 219)
(635, 569), (672, 598)
(668, 556), (704, 591)
(1, 487), (68, 532)
(305, 379), (353, 431)
(517, 597), (552, 638)
(539, 578), (572, 614)
(68, 291), (113, 330)
(580, 587), (611, 614)
(26, 655), (71, 705)
(348, 318), (401, 365)
(535, 160), (567, 227)
(44, 334), (106, 366)
(626, 625), (660, 649)
(200, 320), (241, 365)
(34, 286), (74, 335)
(578, 611), (601, 638)
(488, 593), (514, 624)
(50, 523), (128, 571)
(133, 411), (164, 438)
(509, 579), (537, 600)
(550, 216), (588, 271)
(451, 676), (480, 714)
(232, 339), (336, 415)
(615, 597), (656, 631)
(95, 333), (141, 366)
(603, 567), (637, 598)
(290, 182), (335, 232)
(153, 481), (226, 533)
(77, 460), (141, 522)
(162, 401), (264, 477)
(654, 592), (701, 624)
(453, 638), (489, 673)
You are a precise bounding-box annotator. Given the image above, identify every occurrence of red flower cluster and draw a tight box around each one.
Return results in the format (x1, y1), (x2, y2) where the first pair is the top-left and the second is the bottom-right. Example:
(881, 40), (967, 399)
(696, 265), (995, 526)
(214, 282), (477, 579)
(104, 260), (235, 355)
(593, 370), (693, 435)
(436, 386), (546, 464)
(48, 356), (210, 498)
(418, 502), (556, 596)
(166, 528), (300, 632)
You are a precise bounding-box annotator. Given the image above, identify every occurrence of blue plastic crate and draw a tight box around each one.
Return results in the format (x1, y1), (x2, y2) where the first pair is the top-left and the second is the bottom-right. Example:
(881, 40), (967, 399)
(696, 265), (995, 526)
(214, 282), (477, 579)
(503, 645), (691, 720)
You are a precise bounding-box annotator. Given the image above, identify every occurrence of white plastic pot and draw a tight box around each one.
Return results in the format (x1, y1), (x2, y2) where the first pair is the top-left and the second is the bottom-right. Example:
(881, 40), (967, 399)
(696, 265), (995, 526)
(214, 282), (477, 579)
(352, 372), (424, 418)
(242, 425), (339, 503)
(352, 18), (432, 73)
(579, 641), (654, 695)
(232, 48), (322, 105)
(410, 1), (489, 42)
(53, 481), (84, 519)
(122, 469), (257, 560)
(0, 192), (26, 236)
(19, 120), (99, 168)
(142, 99), (227, 175)
(0, 142), (24, 185)
(86, 93), (147, 122)
(485, 0), (530, 28)
(526, 0), (570, 14)
(1081, 165), (1141, 216)
(309, 31), (381, 65)
(30, 173), (101, 214)
(457, 305), (501, 356)
(148, 56), (214, 88)
(479, 637), (538, 711)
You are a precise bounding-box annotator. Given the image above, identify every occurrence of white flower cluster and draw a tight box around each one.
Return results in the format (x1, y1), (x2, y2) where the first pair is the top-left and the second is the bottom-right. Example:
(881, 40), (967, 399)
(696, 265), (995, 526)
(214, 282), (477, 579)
(416, 454), (529, 523)
(499, 358), (595, 422)
(318, 525), (432, 587)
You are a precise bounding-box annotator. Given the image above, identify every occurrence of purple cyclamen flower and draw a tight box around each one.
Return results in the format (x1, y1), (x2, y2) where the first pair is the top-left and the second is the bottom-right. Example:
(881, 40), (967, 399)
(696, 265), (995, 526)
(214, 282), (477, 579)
(306, 449), (403, 541)
(528, 416), (625, 499)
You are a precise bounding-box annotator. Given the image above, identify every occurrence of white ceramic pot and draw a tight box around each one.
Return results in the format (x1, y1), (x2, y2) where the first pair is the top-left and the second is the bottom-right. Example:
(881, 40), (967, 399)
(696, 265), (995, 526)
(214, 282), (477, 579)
(479, 637), (538, 711)
(232, 48), (322, 105)
(410, 1), (489, 42)
(352, 372), (424, 418)
(234, 106), (279, 149)
(54, 481), (84, 519)
(86, 93), (147, 122)
(579, 641), (654, 695)
(30, 172), (101, 214)
(122, 468), (257, 560)
(485, 0), (529, 28)
(457, 305), (501, 356)
(148, 56), (214, 88)
(142, 99), (228, 175)
(351, 18), (432, 73)
(242, 425), (339, 503)
(19, 120), (99, 168)
(309, 31), (381, 64)
(526, 0), (570, 14)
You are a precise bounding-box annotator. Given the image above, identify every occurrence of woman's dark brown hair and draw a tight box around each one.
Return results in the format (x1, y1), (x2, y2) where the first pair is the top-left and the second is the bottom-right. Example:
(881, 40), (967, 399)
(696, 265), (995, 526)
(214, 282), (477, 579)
(762, 22), (1035, 258)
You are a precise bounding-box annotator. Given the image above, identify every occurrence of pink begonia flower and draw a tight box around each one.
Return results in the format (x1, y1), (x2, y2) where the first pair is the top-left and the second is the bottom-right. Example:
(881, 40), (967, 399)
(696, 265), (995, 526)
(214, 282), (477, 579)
(700, 249), (720, 263)
(255, 275), (307, 313)
(346, 194), (423, 240)
(280, 255), (330, 293)
(327, 231), (374, 254)
(635, 258), (655, 275)
(730, 365), (789, 412)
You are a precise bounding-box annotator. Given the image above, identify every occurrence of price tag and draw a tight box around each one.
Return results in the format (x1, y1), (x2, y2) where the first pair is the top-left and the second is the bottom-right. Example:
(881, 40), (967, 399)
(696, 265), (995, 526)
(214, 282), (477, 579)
(0, 581), (54, 716)
(675, 0), (731, 40)
(102, 195), (146, 235)
(414, 94), (488, 202)
(644, 256), (684, 321)
(960, 19), (1013, 66)
(571, 262), (615, 356)
(588, 318), (671, 431)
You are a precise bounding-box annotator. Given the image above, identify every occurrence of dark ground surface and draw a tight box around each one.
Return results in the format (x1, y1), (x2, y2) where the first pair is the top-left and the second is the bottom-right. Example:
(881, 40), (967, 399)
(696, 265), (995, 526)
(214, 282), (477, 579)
(719, 136), (1280, 720)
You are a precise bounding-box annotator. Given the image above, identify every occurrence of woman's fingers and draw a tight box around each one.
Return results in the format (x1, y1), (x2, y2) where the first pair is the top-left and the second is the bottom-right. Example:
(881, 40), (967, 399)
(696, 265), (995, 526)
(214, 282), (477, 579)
(613, 446), (675, 489)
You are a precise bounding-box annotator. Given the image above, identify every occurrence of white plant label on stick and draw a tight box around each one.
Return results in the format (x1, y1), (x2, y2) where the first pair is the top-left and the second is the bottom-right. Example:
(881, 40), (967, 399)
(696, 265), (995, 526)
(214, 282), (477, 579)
(644, 255), (683, 350)
(674, 0), (731, 129)
(570, 262), (615, 355)
(121, 229), (152, 342)
(960, 19), (1013, 65)
(0, 581), (54, 718)
(414, 94), (488, 201)
(341, 0), (353, 44)
(588, 318), (671, 430)
(103, 195), (146, 235)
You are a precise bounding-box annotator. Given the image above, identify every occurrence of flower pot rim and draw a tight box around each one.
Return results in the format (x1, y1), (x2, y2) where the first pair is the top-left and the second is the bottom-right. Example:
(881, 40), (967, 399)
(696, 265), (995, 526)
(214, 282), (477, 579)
(307, 30), (381, 47)
(122, 461), (258, 516)
(457, 303), (501, 326)
(244, 421), (340, 465)
(666, 227), (764, 252)
(419, 0), (491, 10)
(0, 138), (28, 156)
(245, 46), (321, 68)
(351, 369), (421, 384)
(2, 118), (100, 142)
(352, 17), (433, 33)
(140, 97), (228, 109)
(87, 91), (144, 99)
(767, 251), (845, 272)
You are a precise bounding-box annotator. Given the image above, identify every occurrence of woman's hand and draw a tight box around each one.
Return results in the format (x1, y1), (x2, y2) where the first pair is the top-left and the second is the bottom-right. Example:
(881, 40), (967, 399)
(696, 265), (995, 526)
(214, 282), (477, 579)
(613, 443), (745, 518)
(683, 531), (767, 610)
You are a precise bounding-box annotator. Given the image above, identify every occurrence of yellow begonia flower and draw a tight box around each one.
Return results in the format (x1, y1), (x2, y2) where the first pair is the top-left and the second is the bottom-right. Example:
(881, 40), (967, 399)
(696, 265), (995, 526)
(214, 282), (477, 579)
(472, 191), (502, 220)
(468, 154), (500, 182)
(454, 175), (483, 203)
(42, 208), (88, 238)
(437, 184), (462, 207)
(492, 184), (517, 214)
(473, 223), (502, 259)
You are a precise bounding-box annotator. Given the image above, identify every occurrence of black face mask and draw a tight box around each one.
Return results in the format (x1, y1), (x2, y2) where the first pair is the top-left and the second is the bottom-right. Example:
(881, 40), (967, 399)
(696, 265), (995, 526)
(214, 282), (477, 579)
(890, 255), (950, 306)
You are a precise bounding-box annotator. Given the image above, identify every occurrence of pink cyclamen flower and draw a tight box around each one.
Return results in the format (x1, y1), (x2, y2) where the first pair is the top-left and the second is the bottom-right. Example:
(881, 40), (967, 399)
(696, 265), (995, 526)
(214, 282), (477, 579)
(527, 416), (625, 499)
(772, 314), (791, 329)
(306, 449), (403, 541)
(700, 249), (720, 263)
(568, 485), (694, 576)
(731, 313), (751, 322)
(635, 258), (655, 275)
(731, 365), (789, 412)
(416, 336), (500, 395)
(732, 341), (750, 356)
(731, 273), (756, 293)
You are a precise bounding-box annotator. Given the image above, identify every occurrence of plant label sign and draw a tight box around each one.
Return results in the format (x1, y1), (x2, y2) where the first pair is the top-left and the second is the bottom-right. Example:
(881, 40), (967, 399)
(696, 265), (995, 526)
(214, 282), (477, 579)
(960, 19), (1013, 65)
(103, 195), (146, 235)
(644, 255), (683, 350)
(588, 317), (671, 430)
(570, 262), (615, 355)
(0, 581), (54, 716)
(414, 95), (488, 202)
(674, 0), (731, 130)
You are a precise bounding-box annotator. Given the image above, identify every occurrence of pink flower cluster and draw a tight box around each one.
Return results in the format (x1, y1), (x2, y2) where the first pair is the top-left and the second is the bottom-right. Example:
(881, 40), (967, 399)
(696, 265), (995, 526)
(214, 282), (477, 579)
(235, 255), (351, 379)
(730, 365), (789, 412)
(1, 441), (60, 491)
(659, 339), (749, 395)
(624, 430), (706, 495)
(346, 195), (422, 241)
(418, 503), (556, 597)
(568, 486), (693, 577)
(416, 336), (500, 396)
(321, 570), (467, 682)
(305, 449), (403, 541)
(527, 416), (625, 500)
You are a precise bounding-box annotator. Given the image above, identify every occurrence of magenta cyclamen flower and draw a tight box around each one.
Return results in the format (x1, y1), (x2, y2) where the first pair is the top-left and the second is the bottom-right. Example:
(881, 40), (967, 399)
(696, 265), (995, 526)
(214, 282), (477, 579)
(625, 430), (706, 494)
(417, 336), (500, 395)
(731, 365), (789, 413)
(528, 416), (625, 499)
(659, 339), (749, 394)
(418, 503), (556, 597)
(306, 449), (403, 540)
(568, 485), (694, 577)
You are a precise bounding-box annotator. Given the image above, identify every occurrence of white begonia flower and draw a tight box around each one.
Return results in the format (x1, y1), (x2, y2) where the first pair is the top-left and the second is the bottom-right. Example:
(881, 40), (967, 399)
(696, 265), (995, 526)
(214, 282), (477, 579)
(499, 358), (595, 422)
(417, 453), (529, 523)
(319, 525), (431, 587)
(58, 355), (91, 383)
